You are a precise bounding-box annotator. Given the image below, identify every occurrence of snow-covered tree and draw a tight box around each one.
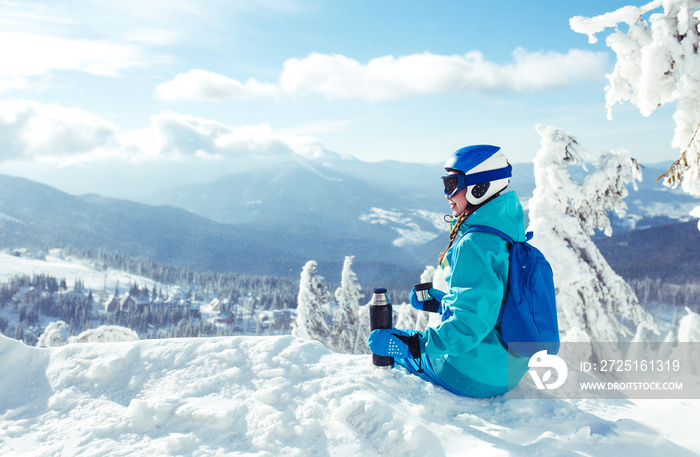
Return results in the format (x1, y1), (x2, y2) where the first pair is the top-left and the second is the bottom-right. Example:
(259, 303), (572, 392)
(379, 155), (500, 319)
(678, 306), (700, 342)
(36, 321), (71, 347)
(328, 256), (362, 353)
(528, 125), (658, 349)
(292, 260), (331, 344)
(571, 0), (700, 229)
(334, 256), (362, 311)
(37, 321), (139, 347)
(68, 325), (139, 344)
(668, 307), (700, 374)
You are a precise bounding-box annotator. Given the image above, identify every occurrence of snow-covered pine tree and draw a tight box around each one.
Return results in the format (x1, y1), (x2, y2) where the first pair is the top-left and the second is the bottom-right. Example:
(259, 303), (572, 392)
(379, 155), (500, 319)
(36, 321), (71, 347)
(328, 256), (362, 354)
(292, 260), (331, 345)
(678, 306), (700, 342)
(571, 0), (700, 229)
(669, 307), (700, 374)
(528, 125), (658, 350)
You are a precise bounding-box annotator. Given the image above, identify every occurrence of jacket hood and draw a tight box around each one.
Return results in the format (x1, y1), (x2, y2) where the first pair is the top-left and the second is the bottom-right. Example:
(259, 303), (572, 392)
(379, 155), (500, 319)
(459, 191), (525, 242)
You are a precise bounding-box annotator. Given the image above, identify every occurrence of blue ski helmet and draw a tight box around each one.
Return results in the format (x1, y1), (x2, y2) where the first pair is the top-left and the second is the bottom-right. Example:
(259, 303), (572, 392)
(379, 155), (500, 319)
(443, 144), (511, 206)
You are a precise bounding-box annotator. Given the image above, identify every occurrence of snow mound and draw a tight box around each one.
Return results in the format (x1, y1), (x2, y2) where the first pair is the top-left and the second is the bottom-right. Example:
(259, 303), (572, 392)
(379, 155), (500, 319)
(69, 325), (140, 344)
(0, 333), (697, 456)
(37, 322), (139, 347)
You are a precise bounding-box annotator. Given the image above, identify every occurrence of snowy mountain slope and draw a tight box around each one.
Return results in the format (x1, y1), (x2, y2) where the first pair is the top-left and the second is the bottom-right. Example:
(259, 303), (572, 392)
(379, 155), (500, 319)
(145, 159), (445, 227)
(1, 333), (698, 456)
(0, 250), (162, 293)
(594, 220), (700, 281)
(144, 158), (698, 234)
(0, 174), (274, 274)
(0, 173), (427, 285)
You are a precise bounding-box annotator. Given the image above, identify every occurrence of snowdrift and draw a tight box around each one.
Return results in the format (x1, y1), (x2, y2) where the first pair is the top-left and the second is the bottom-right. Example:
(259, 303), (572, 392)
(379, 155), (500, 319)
(1, 333), (698, 456)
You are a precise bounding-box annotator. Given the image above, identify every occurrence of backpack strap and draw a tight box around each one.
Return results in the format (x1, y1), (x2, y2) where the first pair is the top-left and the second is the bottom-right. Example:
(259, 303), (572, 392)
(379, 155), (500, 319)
(465, 225), (514, 244)
(450, 225), (511, 268)
(450, 224), (534, 267)
(459, 225), (534, 245)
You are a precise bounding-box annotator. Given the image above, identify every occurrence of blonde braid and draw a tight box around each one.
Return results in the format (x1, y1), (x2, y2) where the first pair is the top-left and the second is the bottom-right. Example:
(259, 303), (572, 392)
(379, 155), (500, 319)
(438, 207), (475, 266)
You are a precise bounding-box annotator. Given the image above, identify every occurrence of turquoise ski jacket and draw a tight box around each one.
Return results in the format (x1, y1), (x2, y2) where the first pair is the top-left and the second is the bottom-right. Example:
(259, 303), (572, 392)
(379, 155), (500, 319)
(419, 191), (530, 397)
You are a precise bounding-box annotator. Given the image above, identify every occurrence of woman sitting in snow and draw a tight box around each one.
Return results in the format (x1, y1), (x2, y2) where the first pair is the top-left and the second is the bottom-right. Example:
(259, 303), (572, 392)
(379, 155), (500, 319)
(368, 145), (531, 397)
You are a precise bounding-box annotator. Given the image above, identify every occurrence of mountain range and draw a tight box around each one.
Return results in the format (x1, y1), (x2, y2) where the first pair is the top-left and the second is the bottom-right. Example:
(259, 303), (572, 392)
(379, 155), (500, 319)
(0, 154), (697, 289)
(133, 156), (698, 244)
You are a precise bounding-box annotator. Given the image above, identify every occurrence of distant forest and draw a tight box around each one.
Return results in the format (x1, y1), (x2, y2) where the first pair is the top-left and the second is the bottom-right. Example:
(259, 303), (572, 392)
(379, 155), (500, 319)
(68, 247), (302, 306)
(0, 248), (304, 345)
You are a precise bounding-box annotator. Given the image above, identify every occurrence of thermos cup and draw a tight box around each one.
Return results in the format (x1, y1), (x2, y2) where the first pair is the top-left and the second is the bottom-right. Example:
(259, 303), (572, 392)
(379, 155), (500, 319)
(369, 288), (393, 368)
(414, 282), (432, 302)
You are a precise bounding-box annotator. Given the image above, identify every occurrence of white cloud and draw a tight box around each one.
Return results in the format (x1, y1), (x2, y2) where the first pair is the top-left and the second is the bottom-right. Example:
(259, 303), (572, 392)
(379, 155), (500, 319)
(279, 52), (463, 101)
(0, 100), (326, 165)
(0, 0), (308, 88)
(0, 100), (119, 161)
(0, 77), (28, 93)
(155, 48), (609, 102)
(123, 112), (323, 160)
(0, 2), (189, 85)
(278, 119), (353, 136)
(154, 70), (280, 101)
(504, 48), (608, 91)
(0, 31), (147, 78)
(124, 29), (181, 46)
(0, 1), (75, 28)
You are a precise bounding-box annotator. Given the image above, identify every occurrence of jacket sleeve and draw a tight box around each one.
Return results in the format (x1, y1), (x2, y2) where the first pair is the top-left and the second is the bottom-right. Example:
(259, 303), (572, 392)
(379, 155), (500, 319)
(421, 231), (509, 358)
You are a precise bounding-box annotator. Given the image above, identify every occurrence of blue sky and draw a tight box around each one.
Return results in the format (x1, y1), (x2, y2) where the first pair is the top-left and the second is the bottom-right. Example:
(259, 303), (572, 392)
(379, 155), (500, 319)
(0, 0), (679, 194)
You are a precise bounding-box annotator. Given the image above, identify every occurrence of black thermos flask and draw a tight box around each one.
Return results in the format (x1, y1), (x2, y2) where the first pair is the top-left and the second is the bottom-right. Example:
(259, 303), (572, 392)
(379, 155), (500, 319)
(370, 288), (393, 368)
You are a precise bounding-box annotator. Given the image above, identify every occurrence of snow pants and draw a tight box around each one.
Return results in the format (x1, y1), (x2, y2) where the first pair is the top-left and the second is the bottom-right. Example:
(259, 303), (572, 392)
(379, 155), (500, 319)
(394, 353), (469, 397)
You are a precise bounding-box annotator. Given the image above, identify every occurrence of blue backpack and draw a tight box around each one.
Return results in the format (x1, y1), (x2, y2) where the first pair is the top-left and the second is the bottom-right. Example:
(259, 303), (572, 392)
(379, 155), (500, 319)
(458, 225), (560, 358)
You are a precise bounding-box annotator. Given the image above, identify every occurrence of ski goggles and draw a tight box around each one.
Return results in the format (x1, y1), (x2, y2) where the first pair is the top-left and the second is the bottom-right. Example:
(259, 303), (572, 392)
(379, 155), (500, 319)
(441, 174), (468, 198)
(441, 165), (512, 198)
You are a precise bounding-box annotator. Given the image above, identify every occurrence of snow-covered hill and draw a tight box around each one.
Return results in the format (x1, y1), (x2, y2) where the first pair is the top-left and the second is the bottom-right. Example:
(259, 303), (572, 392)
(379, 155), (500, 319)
(1, 333), (698, 456)
(0, 250), (162, 293)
